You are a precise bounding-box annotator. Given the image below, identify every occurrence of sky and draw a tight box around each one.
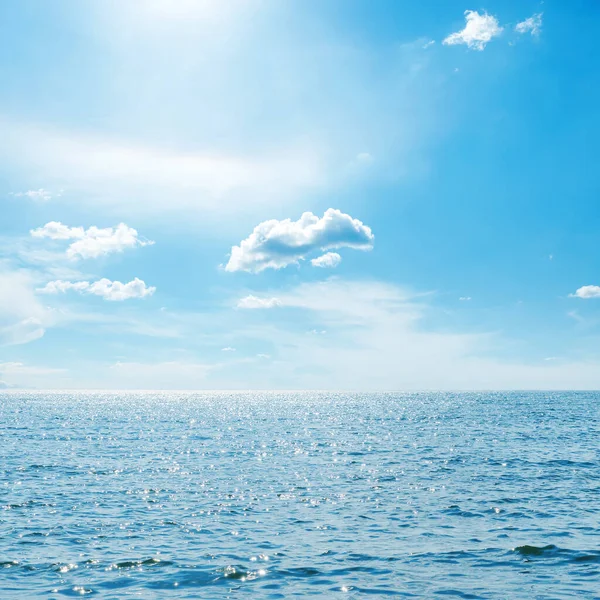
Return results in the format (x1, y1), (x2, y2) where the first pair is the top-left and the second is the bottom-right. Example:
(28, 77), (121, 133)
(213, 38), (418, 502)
(1, 0), (600, 390)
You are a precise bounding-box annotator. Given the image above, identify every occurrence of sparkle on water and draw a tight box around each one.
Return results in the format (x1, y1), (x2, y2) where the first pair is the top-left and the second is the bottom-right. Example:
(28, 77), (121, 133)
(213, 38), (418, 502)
(1, 391), (599, 598)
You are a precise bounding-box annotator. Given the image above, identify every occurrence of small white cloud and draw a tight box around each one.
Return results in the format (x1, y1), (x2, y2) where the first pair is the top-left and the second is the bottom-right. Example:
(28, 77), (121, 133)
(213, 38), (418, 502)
(11, 188), (58, 202)
(256, 353), (271, 359)
(571, 285), (600, 299)
(311, 252), (342, 269)
(226, 208), (373, 273)
(423, 40), (436, 49)
(459, 296), (472, 301)
(38, 277), (155, 301)
(443, 10), (503, 51)
(30, 222), (153, 259)
(221, 347), (236, 352)
(515, 13), (542, 36)
(236, 295), (282, 309)
(545, 357), (558, 362)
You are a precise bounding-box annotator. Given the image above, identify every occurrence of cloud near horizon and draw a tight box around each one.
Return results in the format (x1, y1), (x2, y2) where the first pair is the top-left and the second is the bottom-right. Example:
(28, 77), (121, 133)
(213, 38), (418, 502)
(226, 209), (373, 273)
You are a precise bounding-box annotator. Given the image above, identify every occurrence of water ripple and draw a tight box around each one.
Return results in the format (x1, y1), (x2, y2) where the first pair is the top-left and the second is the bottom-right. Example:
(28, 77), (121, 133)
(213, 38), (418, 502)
(0, 390), (599, 598)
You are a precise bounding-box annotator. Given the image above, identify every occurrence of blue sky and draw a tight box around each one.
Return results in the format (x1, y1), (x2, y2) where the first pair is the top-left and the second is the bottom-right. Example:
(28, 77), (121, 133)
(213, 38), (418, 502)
(1, 0), (600, 390)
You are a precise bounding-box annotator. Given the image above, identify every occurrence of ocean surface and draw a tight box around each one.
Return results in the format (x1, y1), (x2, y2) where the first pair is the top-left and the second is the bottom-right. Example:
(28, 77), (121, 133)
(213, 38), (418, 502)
(0, 391), (599, 599)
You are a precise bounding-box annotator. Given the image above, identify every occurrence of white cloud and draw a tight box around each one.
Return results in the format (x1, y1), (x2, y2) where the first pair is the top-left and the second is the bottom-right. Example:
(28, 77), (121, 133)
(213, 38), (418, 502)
(39, 277), (156, 301)
(443, 10), (503, 51)
(2, 121), (323, 216)
(0, 269), (49, 345)
(226, 209), (373, 273)
(0, 362), (65, 376)
(31, 222), (85, 241)
(0, 318), (46, 346)
(423, 40), (435, 49)
(571, 285), (600, 299)
(221, 347), (236, 352)
(236, 295), (282, 309)
(0, 361), (66, 388)
(311, 252), (342, 268)
(11, 188), (58, 202)
(234, 279), (600, 390)
(515, 13), (542, 36)
(30, 222), (153, 259)
(459, 296), (472, 301)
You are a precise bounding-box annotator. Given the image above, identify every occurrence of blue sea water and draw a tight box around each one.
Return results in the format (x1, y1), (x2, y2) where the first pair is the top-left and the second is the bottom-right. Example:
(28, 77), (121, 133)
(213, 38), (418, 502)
(0, 391), (599, 599)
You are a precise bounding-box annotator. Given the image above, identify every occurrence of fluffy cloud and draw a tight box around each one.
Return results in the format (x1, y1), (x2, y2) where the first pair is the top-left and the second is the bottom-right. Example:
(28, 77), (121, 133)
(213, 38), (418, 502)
(311, 252), (342, 268)
(30, 222), (153, 259)
(443, 10), (503, 51)
(236, 295), (282, 309)
(515, 13), (542, 36)
(39, 277), (155, 301)
(571, 285), (600, 299)
(226, 209), (373, 273)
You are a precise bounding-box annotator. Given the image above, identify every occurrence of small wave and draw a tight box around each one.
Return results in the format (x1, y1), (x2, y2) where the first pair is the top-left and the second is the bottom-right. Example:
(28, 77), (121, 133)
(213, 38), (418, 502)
(514, 544), (559, 557)
(513, 545), (600, 563)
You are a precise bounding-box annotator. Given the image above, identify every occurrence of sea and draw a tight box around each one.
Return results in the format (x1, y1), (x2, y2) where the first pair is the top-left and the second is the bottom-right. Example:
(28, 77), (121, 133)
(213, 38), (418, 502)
(0, 391), (599, 599)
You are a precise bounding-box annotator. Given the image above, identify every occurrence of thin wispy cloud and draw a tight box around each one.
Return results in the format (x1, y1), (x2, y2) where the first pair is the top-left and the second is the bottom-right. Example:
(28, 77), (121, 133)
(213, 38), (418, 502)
(11, 188), (58, 202)
(38, 277), (155, 301)
(0, 269), (49, 346)
(1, 120), (325, 216)
(515, 13), (543, 37)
